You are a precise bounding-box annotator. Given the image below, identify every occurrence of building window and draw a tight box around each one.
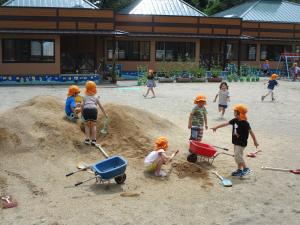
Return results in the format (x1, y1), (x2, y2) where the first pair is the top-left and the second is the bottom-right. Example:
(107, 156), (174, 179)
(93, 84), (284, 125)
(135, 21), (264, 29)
(296, 45), (300, 54)
(260, 44), (292, 61)
(155, 41), (195, 61)
(107, 40), (150, 61)
(2, 39), (55, 63)
(241, 44), (256, 61)
(225, 43), (238, 61)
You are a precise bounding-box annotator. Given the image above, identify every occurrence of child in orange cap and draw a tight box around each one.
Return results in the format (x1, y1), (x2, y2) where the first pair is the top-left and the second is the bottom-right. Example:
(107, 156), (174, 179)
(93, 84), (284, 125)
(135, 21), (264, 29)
(81, 81), (108, 145)
(143, 69), (156, 98)
(65, 85), (81, 122)
(261, 74), (279, 102)
(188, 94), (208, 141)
(144, 137), (179, 177)
(211, 104), (259, 177)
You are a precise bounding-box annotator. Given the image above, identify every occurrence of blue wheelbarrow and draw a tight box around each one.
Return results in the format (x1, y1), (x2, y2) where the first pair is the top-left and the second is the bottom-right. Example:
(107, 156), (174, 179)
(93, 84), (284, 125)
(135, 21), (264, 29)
(66, 144), (127, 186)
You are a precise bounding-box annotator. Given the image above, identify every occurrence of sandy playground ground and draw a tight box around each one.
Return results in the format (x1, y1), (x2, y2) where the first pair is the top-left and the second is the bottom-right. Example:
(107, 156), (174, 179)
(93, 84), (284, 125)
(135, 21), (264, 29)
(0, 80), (300, 225)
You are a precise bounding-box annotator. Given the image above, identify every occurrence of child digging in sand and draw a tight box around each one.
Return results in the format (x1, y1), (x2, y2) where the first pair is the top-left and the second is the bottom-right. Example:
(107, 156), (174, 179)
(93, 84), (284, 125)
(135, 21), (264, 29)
(65, 85), (81, 122)
(261, 74), (279, 102)
(188, 94), (208, 142)
(211, 104), (259, 177)
(213, 82), (230, 119)
(144, 137), (178, 177)
(81, 81), (108, 146)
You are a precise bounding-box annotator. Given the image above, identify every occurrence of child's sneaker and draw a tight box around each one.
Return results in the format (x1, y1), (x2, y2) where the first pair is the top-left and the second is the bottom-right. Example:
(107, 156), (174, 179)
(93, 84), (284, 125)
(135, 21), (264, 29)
(272, 98), (275, 102)
(155, 170), (167, 177)
(84, 139), (91, 145)
(91, 140), (97, 146)
(231, 169), (243, 176)
(241, 167), (252, 176)
(261, 96), (265, 101)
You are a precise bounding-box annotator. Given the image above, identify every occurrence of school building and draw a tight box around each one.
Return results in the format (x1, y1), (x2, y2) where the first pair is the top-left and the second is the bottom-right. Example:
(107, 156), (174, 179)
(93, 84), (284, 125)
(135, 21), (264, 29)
(0, 0), (299, 84)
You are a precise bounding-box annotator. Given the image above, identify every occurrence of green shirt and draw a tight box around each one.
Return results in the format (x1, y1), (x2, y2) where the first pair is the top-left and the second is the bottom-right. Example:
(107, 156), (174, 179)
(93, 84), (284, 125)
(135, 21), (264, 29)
(191, 106), (207, 127)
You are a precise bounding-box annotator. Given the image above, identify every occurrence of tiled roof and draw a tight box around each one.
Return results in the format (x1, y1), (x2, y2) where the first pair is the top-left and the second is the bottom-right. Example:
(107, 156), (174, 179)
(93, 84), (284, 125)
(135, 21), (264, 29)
(3, 0), (98, 9)
(119, 0), (206, 17)
(214, 0), (300, 23)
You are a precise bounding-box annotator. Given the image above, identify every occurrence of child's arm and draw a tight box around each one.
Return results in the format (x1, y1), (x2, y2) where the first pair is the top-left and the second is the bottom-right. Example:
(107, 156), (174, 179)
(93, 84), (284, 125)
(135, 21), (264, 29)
(188, 113), (192, 129)
(213, 94), (218, 102)
(249, 130), (259, 148)
(211, 122), (229, 132)
(97, 100), (108, 118)
(204, 113), (208, 130)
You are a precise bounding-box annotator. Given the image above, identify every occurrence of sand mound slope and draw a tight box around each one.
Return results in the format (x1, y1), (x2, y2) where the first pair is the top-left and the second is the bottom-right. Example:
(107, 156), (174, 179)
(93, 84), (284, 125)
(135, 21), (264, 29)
(0, 96), (184, 159)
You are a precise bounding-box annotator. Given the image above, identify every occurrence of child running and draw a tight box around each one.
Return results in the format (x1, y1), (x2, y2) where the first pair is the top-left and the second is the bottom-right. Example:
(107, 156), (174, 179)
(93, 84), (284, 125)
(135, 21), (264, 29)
(211, 104), (259, 177)
(143, 69), (156, 98)
(81, 81), (108, 146)
(65, 85), (81, 122)
(261, 73), (279, 102)
(144, 137), (178, 177)
(213, 82), (230, 118)
(188, 94), (208, 142)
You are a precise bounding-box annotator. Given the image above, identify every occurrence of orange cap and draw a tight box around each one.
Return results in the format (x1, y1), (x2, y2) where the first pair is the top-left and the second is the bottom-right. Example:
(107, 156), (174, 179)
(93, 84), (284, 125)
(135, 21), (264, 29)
(85, 81), (97, 96)
(270, 74), (278, 80)
(234, 104), (248, 121)
(194, 94), (207, 104)
(67, 85), (80, 97)
(155, 136), (168, 150)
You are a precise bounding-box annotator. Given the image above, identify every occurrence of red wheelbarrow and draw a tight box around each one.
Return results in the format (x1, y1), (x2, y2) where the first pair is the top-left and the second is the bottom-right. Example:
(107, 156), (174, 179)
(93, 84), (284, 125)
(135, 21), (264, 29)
(187, 141), (234, 165)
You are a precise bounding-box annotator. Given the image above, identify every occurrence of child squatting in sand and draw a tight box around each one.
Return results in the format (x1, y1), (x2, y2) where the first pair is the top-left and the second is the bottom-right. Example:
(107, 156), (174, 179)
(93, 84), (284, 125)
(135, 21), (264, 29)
(188, 94), (208, 142)
(65, 85), (81, 122)
(211, 104), (259, 177)
(144, 137), (178, 177)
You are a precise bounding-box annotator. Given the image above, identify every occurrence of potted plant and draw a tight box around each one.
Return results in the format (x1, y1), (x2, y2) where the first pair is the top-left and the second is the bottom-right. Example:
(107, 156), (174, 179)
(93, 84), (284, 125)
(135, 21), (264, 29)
(137, 65), (148, 86)
(246, 75), (251, 82)
(232, 74), (239, 82)
(157, 62), (174, 83)
(175, 61), (192, 83)
(192, 67), (206, 82)
(239, 76), (245, 82)
(176, 71), (192, 82)
(207, 68), (222, 82)
(227, 74), (233, 82)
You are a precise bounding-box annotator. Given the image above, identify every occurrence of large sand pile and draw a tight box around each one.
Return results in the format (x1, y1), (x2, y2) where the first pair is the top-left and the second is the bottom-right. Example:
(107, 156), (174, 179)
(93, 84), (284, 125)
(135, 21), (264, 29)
(0, 96), (183, 159)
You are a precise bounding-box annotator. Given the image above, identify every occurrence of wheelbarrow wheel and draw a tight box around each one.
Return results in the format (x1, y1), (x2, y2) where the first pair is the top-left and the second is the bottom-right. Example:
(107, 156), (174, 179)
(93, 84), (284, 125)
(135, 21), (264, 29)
(115, 174), (126, 184)
(187, 153), (197, 163)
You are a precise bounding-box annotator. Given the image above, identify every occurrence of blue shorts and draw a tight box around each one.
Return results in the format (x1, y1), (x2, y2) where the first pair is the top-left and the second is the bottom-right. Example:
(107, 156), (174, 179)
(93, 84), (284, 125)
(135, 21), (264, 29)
(218, 104), (228, 109)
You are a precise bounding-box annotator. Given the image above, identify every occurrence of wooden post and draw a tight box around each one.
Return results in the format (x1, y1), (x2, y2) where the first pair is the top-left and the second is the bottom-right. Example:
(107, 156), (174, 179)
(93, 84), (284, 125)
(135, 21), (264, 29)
(209, 39), (213, 70)
(223, 40), (227, 71)
(237, 39), (241, 76)
(111, 35), (117, 84)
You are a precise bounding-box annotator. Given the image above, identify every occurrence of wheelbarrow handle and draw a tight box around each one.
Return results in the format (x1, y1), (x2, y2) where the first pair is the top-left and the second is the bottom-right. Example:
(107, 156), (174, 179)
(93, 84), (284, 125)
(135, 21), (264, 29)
(66, 166), (91, 177)
(212, 145), (229, 151)
(75, 176), (98, 187)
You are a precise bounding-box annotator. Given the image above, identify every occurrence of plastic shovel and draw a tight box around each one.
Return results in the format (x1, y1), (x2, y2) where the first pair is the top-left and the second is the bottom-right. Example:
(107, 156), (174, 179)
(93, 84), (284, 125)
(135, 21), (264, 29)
(212, 171), (232, 187)
(247, 150), (262, 158)
(261, 166), (300, 174)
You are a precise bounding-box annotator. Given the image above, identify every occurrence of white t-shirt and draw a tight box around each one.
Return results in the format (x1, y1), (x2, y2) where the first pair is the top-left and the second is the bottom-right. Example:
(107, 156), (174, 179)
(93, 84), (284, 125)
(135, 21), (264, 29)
(144, 149), (165, 165)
